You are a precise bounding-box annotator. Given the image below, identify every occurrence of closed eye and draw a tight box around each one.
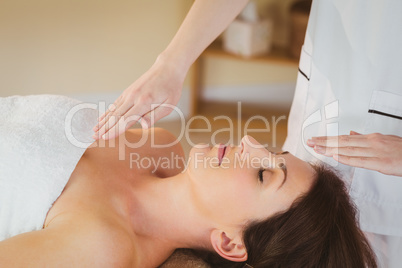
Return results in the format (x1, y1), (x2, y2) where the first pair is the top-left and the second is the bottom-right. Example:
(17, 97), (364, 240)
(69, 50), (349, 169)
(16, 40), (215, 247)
(258, 168), (273, 183)
(258, 169), (265, 183)
(258, 166), (287, 188)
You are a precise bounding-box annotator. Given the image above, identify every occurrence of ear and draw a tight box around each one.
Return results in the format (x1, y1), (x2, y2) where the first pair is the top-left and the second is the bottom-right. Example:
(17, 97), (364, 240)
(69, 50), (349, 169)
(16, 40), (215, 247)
(210, 229), (248, 262)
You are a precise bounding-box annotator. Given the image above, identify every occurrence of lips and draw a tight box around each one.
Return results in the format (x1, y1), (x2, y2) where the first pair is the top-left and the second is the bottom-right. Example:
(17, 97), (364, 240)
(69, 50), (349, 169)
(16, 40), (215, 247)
(218, 145), (227, 165)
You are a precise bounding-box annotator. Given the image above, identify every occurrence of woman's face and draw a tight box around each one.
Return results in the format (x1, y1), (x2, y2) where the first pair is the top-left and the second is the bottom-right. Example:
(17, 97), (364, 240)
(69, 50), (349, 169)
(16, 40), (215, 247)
(186, 135), (316, 228)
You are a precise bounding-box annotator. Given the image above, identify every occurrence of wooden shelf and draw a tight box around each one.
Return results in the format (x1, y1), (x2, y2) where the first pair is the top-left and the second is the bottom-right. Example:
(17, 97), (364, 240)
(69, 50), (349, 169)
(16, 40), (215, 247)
(203, 41), (299, 66)
(189, 41), (299, 116)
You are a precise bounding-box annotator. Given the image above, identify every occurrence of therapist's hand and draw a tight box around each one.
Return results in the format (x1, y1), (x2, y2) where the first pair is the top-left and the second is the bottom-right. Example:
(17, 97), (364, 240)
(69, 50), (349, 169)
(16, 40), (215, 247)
(93, 56), (185, 140)
(307, 131), (402, 177)
(93, 0), (251, 140)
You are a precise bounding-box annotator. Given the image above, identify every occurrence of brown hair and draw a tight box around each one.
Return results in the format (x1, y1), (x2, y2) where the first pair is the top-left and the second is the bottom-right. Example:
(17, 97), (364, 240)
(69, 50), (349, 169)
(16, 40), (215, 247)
(194, 164), (377, 268)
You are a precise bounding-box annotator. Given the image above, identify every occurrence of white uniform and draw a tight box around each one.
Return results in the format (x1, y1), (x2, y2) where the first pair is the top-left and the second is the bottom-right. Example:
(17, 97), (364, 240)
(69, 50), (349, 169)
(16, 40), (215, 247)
(283, 0), (402, 266)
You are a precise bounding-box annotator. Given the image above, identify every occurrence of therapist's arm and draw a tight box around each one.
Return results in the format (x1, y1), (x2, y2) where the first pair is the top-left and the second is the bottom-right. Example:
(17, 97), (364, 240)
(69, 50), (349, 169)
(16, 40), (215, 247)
(94, 0), (250, 140)
(307, 131), (402, 176)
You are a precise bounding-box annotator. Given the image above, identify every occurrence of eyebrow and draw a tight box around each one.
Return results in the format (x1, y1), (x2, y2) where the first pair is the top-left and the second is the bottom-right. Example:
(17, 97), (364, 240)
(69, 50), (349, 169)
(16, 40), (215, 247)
(277, 164), (287, 190)
(276, 151), (289, 190)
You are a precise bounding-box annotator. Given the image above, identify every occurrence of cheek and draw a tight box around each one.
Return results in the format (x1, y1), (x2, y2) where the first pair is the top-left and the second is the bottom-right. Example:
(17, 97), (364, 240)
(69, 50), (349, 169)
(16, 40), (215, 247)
(203, 187), (258, 223)
(215, 171), (259, 212)
(188, 158), (263, 216)
(191, 170), (257, 212)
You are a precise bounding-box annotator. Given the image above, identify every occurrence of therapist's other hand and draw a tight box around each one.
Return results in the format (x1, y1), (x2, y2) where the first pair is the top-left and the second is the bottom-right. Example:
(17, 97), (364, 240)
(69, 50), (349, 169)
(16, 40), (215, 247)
(93, 57), (185, 140)
(307, 131), (402, 177)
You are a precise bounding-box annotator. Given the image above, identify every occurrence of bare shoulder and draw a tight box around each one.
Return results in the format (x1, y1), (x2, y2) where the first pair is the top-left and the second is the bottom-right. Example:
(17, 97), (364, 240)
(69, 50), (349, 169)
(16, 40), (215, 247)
(0, 217), (136, 267)
(72, 217), (135, 261)
(72, 218), (136, 267)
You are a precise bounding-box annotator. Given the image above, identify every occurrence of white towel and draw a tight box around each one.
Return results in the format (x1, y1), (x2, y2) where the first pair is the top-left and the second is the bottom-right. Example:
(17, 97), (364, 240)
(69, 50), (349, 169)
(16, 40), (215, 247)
(0, 95), (98, 240)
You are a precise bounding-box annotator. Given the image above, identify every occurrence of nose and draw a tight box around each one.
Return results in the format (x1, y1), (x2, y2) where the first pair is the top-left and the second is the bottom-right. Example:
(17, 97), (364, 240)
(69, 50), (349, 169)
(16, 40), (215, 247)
(240, 135), (265, 154)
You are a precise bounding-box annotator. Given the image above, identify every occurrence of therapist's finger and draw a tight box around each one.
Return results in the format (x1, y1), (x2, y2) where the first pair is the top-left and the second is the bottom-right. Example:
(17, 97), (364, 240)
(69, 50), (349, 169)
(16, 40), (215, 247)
(95, 114), (117, 138)
(140, 104), (173, 129)
(101, 106), (150, 140)
(333, 154), (383, 172)
(97, 104), (116, 123)
(102, 113), (143, 140)
(94, 104), (119, 132)
(96, 103), (132, 139)
(385, 134), (402, 141)
(93, 115), (118, 140)
(98, 99), (132, 129)
(306, 133), (365, 147)
(314, 145), (376, 157)
(94, 98), (123, 132)
(101, 104), (157, 140)
(308, 135), (369, 148)
(96, 111), (116, 135)
(98, 96), (122, 122)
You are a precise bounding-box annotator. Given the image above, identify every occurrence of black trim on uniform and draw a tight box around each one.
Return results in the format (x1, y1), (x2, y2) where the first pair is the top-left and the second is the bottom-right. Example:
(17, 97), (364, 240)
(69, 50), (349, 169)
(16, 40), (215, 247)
(368, 109), (402, 120)
(298, 68), (310, 81)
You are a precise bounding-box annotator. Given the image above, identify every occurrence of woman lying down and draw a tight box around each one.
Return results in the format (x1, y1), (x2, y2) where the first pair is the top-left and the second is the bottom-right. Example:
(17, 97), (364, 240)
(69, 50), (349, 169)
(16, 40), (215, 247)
(0, 95), (377, 267)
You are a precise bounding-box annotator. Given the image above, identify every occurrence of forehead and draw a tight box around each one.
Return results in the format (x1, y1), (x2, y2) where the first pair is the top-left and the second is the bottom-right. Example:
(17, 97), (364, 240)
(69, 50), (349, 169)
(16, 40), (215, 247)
(280, 153), (316, 194)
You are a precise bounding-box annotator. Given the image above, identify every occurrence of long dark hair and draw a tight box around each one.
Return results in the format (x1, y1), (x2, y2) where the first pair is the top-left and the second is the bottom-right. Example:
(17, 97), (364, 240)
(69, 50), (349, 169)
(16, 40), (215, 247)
(194, 164), (377, 268)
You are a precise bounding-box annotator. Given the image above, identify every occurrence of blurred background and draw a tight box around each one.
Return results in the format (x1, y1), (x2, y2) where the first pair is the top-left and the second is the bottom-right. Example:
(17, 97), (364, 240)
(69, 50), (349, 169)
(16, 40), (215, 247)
(0, 0), (311, 156)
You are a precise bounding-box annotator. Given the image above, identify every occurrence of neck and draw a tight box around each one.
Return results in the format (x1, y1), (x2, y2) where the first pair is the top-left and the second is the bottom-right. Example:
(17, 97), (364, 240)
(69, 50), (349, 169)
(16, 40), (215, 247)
(125, 172), (212, 267)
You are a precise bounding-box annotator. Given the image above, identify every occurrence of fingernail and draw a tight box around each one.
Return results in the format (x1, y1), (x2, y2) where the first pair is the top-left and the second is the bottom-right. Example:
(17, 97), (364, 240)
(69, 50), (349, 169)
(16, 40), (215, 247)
(314, 145), (325, 154)
(102, 134), (106, 140)
(140, 120), (149, 129)
(93, 126), (98, 131)
(307, 139), (315, 146)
